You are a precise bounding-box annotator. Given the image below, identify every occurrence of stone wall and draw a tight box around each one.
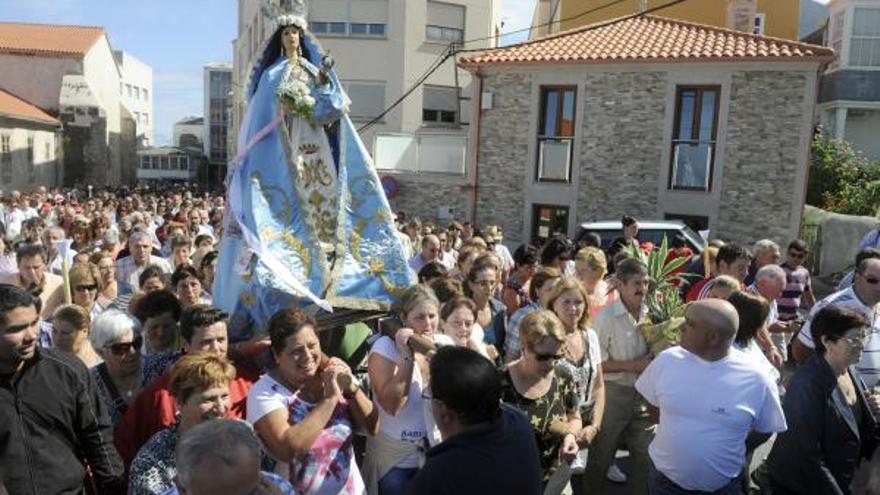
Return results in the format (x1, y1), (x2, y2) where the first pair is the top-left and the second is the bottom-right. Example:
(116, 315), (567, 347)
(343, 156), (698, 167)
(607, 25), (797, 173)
(717, 71), (808, 244)
(388, 177), (469, 226)
(474, 71), (533, 241)
(576, 71), (668, 221)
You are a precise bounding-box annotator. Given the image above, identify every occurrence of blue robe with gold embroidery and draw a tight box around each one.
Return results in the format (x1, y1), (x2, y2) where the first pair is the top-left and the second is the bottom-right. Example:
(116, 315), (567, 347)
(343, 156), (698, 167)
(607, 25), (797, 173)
(214, 32), (413, 337)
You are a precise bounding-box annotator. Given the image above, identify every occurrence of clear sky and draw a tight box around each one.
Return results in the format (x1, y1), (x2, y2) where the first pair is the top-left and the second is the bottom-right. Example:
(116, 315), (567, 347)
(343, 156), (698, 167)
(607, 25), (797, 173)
(0, 0), (538, 145)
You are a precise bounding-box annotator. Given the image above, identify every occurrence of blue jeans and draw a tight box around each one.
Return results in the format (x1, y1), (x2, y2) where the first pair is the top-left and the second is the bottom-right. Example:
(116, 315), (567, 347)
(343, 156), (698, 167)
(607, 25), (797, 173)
(649, 467), (743, 495)
(378, 467), (418, 495)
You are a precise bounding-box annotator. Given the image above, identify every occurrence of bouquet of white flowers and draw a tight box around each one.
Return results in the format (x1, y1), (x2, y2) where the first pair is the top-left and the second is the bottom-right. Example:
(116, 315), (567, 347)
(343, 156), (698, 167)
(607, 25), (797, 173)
(277, 63), (315, 120)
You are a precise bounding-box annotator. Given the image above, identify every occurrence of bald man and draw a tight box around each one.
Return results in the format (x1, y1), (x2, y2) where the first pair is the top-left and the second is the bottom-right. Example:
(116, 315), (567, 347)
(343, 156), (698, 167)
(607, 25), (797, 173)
(635, 300), (787, 494)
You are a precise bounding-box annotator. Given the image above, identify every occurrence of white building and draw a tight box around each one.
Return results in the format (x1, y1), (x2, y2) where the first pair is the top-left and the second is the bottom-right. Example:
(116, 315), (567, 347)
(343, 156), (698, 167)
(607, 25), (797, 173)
(0, 21), (137, 186)
(816, 0), (880, 161)
(137, 147), (198, 182)
(115, 50), (154, 147)
(173, 116), (204, 150)
(232, 0), (499, 220)
(204, 62), (231, 186)
(0, 88), (62, 190)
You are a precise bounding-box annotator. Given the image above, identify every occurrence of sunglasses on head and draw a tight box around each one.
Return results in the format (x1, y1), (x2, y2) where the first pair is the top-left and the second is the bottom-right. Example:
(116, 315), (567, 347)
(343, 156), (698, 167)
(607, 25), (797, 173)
(105, 335), (143, 357)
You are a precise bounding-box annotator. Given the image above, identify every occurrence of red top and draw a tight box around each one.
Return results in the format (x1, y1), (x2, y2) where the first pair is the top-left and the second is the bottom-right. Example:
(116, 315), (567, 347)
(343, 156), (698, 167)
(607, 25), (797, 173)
(114, 364), (258, 466)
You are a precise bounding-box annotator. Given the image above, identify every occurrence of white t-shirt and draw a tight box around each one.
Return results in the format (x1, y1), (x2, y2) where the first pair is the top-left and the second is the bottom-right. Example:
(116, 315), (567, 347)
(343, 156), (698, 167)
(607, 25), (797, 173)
(369, 336), (428, 468)
(796, 287), (880, 387)
(635, 346), (787, 492)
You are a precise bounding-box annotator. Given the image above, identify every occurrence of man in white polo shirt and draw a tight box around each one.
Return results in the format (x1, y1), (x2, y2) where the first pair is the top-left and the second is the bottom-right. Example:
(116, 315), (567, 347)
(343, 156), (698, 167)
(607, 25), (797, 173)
(636, 299), (787, 494)
(792, 257), (880, 386)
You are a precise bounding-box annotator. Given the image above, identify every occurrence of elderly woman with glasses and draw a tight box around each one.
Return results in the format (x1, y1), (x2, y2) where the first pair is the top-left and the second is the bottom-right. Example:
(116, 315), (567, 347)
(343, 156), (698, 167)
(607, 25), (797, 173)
(69, 262), (105, 321)
(767, 306), (880, 495)
(89, 309), (147, 426)
(501, 310), (581, 491)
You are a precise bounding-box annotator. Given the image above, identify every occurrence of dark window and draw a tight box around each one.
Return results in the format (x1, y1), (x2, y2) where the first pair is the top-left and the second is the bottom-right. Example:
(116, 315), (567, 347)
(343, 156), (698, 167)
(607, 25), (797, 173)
(309, 22), (329, 34)
(537, 86), (576, 182)
(329, 22), (347, 34)
(669, 86), (720, 191)
(532, 204), (570, 246)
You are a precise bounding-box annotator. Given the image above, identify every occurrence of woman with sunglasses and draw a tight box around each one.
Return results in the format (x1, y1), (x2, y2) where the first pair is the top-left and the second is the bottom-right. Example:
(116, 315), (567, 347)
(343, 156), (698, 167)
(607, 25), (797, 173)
(68, 262), (105, 321)
(89, 309), (147, 426)
(767, 306), (880, 495)
(548, 278), (605, 495)
(501, 310), (581, 492)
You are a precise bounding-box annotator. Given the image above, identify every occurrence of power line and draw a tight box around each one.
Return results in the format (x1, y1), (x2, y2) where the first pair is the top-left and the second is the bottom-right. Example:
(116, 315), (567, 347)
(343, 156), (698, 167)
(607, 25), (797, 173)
(357, 44), (454, 132)
(461, 0), (629, 47)
(358, 0), (693, 131)
(456, 0), (692, 53)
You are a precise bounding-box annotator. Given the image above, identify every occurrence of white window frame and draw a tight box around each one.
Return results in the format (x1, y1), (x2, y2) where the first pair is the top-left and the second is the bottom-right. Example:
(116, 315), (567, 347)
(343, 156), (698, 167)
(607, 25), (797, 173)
(309, 0), (388, 39)
(849, 6), (880, 69)
(753, 13), (766, 35)
(426, 0), (465, 44)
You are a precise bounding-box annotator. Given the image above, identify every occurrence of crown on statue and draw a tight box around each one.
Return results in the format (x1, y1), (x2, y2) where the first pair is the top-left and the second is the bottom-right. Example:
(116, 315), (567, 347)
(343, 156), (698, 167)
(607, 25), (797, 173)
(261, 0), (308, 31)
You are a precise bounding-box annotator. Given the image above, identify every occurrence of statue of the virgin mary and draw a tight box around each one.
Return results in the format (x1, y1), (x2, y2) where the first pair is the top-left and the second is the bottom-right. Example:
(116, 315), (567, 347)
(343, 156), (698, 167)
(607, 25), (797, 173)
(214, 0), (414, 336)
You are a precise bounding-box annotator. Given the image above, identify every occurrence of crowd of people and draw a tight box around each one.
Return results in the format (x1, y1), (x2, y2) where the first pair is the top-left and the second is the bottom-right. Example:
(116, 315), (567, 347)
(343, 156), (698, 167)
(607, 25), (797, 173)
(1, 185), (880, 495)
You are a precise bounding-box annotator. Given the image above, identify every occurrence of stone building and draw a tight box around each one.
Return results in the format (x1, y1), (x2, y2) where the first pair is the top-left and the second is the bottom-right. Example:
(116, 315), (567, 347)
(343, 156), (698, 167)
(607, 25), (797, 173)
(0, 89), (62, 191)
(455, 15), (833, 247)
(0, 22), (138, 187)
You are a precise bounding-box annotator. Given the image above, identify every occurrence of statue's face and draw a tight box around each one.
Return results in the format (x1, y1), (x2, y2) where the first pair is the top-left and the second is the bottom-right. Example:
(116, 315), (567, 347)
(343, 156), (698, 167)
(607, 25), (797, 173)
(282, 26), (301, 57)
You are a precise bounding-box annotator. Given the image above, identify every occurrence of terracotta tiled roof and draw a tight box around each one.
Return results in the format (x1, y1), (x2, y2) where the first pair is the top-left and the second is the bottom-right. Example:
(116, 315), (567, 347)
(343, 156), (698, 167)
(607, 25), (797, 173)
(460, 15), (835, 67)
(0, 21), (104, 58)
(0, 89), (59, 125)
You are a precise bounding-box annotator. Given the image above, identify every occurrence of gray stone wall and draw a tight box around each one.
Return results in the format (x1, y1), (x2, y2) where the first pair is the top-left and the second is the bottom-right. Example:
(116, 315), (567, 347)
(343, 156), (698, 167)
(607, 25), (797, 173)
(388, 177), (469, 226)
(576, 72), (668, 222)
(474, 71), (533, 240)
(718, 70), (808, 244)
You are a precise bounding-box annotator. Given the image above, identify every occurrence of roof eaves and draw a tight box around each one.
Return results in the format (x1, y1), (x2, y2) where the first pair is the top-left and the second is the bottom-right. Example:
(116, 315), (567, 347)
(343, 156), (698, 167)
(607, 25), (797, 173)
(0, 112), (60, 126)
(459, 52), (835, 70)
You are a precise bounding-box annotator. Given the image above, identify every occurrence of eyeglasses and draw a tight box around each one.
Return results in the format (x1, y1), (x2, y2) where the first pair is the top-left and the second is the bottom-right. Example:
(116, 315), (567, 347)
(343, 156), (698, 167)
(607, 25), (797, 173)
(105, 335), (143, 356)
(533, 351), (565, 362)
(75, 284), (98, 293)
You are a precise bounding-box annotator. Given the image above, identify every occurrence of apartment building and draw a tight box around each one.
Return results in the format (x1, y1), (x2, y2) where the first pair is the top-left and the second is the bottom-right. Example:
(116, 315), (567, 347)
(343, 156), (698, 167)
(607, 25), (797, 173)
(204, 62), (232, 186)
(232, 0), (499, 222)
(816, 0), (880, 160)
(116, 50), (154, 147)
